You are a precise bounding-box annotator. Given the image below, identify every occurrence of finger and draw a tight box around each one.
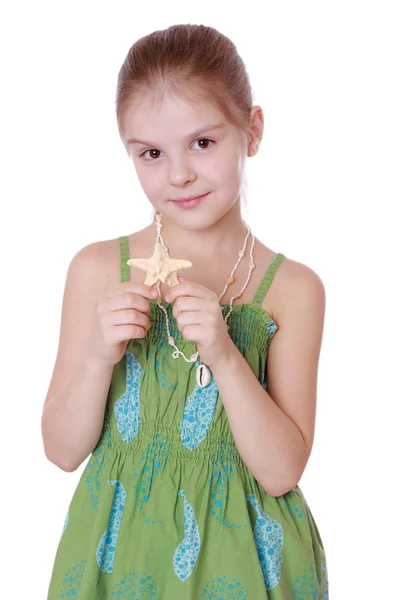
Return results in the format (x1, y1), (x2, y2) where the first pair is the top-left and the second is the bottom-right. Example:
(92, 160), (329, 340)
(166, 281), (206, 303)
(109, 281), (158, 300)
(176, 310), (204, 329)
(110, 308), (151, 330)
(172, 296), (202, 317)
(111, 292), (153, 315)
(180, 324), (203, 342)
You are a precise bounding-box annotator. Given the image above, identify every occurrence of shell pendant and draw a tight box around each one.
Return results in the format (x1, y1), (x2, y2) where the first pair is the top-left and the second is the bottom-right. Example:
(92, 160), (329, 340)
(196, 362), (212, 388)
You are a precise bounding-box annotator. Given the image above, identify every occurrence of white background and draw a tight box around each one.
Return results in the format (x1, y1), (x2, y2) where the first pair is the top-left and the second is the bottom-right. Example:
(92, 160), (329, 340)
(1, 1), (399, 598)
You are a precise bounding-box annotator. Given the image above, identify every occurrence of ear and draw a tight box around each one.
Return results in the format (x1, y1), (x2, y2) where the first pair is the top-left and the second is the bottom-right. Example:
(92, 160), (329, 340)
(247, 105), (264, 157)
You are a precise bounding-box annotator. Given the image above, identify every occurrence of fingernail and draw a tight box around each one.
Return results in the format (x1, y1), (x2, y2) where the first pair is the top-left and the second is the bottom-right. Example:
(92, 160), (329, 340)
(151, 289), (157, 297)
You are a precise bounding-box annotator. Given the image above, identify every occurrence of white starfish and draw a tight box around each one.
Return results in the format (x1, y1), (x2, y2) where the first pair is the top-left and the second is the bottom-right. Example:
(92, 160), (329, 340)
(127, 242), (192, 287)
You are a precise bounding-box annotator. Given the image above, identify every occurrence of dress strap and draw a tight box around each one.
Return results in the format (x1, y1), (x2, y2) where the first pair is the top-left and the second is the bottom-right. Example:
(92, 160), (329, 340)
(119, 235), (131, 283)
(252, 253), (286, 306)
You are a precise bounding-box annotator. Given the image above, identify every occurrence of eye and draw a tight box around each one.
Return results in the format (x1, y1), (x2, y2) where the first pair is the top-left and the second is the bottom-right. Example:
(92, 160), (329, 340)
(139, 138), (214, 161)
(193, 138), (214, 150)
(140, 149), (163, 161)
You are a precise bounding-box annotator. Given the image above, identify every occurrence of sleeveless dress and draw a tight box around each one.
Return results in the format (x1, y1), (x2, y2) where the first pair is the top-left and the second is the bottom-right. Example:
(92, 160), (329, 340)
(47, 235), (329, 599)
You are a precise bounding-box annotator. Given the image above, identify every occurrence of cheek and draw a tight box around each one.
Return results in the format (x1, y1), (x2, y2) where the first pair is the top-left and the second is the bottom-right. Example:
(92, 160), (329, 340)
(216, 161), (244, 196)
(136, 165), (165, 197)
(211, 148), (244, 183)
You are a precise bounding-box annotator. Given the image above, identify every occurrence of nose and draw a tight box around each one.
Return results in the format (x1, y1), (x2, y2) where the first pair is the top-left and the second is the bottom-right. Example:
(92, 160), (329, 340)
(168, 163), (197, 187)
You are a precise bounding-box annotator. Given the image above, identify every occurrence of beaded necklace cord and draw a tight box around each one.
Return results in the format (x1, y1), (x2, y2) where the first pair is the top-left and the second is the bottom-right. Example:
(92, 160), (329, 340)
(153, 212), (256, 387)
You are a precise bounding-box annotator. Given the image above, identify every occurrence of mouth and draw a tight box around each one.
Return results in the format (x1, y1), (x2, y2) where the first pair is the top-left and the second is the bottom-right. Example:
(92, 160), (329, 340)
(171, 192), (210, 209)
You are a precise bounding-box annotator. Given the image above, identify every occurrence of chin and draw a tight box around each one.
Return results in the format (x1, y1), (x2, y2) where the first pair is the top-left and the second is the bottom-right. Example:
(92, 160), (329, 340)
(169, 208), (223, 230)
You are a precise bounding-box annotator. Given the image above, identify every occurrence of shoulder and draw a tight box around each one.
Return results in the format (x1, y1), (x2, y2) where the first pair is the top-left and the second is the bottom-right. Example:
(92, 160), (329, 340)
(67, 237), (121, 290)
(282, 256), (325, 310)
(278, 258), (326, 324)
(264, 254), (325, 324)
(255, 240), (325, 325)
(68, 227), (153, 289)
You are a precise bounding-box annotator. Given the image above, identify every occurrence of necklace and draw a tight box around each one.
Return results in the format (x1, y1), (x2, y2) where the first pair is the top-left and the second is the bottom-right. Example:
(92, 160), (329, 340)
(127, 212), (256, 387)
(154, 212), (255, 387)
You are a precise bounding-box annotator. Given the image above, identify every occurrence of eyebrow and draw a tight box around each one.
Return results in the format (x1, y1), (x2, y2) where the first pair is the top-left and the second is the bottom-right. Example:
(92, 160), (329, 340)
(127, 122), (225, 146)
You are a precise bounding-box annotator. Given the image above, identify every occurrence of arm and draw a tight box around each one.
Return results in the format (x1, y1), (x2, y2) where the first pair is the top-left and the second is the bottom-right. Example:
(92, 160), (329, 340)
(212, 262), (326, 497)
(41, 242), (114, 472)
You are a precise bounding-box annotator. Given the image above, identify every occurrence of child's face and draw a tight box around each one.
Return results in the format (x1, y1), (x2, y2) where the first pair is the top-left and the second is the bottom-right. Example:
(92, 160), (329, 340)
(122, 90), (250, 227)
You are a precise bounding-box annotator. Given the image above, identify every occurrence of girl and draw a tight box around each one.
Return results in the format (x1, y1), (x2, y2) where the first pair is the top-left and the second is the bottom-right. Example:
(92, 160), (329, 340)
(42, 23), (329, 599)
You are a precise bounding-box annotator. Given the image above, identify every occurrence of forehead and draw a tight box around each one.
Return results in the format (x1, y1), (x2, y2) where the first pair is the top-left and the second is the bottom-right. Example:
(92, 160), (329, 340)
(121, 90), (229, 142)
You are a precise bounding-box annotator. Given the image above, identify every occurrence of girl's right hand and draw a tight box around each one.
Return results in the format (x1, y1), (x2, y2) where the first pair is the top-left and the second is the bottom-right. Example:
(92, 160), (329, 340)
(87, 282), (158, 367)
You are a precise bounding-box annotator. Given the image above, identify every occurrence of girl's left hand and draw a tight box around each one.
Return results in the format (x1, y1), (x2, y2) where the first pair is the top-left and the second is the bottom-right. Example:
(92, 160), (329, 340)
(165, 276), (233, 369)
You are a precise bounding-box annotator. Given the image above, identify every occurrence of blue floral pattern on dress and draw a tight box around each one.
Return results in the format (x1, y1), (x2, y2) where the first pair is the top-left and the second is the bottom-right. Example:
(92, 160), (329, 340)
(246, 494), (284, 589)
(83, 437), (109, 511)
(321, 561), (329, 599)
(60, 559), (87, 598)
(173, 490), (200, 581)
(149, 348), (178, 392)
(208, 441), (248, 529)
(110, 571), (157, 598)
(114, 350), (143, 443)
(96, 480), (127, 573)
(258, 367), (268, 391)
(132, 434), (170, 524)
(291, 565), (323, 599)
(180, 359), (219, 450)
(276, 490), (304, 520)
(198, 576), (248, 598)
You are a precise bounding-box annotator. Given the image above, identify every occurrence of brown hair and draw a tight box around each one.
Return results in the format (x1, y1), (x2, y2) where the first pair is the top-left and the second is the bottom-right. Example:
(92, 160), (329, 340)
(115, 24), (253, 214)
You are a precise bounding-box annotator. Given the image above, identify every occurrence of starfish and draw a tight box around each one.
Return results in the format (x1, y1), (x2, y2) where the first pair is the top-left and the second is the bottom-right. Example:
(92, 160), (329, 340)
(127, 241), (192, 287)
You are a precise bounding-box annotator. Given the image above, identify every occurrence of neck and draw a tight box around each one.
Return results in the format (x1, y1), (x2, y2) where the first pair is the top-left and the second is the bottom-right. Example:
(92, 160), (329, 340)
(157, 201), (249, 261)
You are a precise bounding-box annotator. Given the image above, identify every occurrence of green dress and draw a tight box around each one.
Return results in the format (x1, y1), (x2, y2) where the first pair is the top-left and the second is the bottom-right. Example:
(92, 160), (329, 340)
(47, 235), (329, 599)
